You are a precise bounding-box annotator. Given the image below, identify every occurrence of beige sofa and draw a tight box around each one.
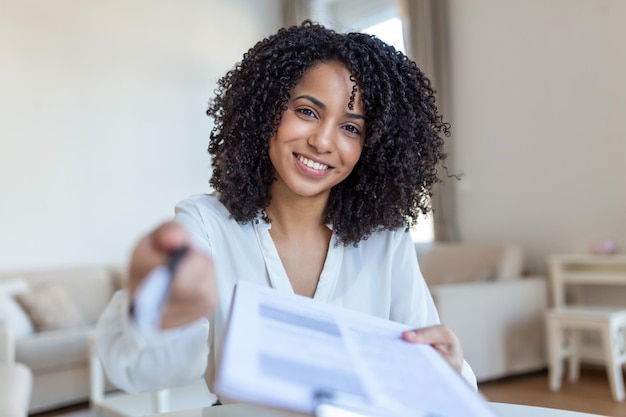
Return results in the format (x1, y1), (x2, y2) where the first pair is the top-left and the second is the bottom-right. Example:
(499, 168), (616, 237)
(416, 243), (548, 382)
(0, 266), (123, 413)
(0, 323), (32, 417)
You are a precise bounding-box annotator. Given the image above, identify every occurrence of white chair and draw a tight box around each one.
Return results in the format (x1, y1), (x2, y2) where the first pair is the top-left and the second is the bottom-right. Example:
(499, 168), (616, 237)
(546, 307), (626, 401)
(546, 255), (626, 402)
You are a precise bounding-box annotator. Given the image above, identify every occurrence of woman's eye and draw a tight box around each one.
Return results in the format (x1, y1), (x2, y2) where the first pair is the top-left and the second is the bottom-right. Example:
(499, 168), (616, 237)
(296, 108), (316, 118)
(344, 124), (362, 135)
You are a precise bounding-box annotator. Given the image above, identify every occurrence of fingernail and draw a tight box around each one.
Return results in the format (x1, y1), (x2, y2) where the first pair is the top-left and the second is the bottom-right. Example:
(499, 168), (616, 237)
(403, 331), (419, 341)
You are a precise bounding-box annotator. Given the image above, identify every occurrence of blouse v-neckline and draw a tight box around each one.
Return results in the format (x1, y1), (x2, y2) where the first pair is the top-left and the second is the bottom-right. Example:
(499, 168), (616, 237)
(252, 219), (342, 302)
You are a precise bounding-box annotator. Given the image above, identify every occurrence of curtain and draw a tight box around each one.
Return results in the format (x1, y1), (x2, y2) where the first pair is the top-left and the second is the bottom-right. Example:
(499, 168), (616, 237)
(399, 0), (458, 242)
(282, 0), (311, 28)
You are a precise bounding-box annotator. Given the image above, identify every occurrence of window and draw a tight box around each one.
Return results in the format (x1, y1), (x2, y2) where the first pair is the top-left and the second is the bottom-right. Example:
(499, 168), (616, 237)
(363, 17), (406, 54)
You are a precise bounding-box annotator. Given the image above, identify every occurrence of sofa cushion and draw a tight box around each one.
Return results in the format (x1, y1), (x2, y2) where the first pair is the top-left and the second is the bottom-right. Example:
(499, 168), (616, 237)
(0, 279), (29, 295)
(0, 279), (35, 338)
(15, 326), (92, 372)
(54, 269), (119, 324)
(16, 285), (85, 332)
(1, 268), (120, 325)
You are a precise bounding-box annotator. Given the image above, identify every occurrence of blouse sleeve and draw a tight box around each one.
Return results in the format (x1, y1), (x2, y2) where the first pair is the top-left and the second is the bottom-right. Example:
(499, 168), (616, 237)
(389, 231), (478, 390)
(94, 290), (209, 393)
(173, 197), (214, 257)
(389, 230), (440, 328)
(94, 198), (214, 393)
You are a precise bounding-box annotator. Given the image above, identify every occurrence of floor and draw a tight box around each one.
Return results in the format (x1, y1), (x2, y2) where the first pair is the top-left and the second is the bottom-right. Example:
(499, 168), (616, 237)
(31, 368), (624, 417)
(479, 367), (625, 417)
(29, 379), (215, 417)
(31, 404), (90, 417)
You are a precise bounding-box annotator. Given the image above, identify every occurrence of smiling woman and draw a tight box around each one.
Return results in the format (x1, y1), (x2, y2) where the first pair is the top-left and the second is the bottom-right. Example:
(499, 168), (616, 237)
(94, 20), (476, 408)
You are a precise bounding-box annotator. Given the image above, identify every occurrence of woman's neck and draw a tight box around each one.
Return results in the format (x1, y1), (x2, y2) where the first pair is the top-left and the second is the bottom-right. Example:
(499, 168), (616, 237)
(264, 195), (328, 239)
(264, 177), (331, 235)
(264, 193), (332, 297)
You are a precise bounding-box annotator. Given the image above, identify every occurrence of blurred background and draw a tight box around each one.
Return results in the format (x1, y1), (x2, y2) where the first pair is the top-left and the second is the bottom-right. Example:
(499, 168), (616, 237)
(1, 0), (625, 276)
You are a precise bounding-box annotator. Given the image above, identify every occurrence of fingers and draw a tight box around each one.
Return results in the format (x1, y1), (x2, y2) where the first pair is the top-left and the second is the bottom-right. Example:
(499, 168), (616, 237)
(151, 222), (191, 252)
(127, 221), (219, 329)
(402, 324), (464, 373)
(402, 324), (458, 345)
(161, 249), (218, 329)
(128, 222), (190, 295)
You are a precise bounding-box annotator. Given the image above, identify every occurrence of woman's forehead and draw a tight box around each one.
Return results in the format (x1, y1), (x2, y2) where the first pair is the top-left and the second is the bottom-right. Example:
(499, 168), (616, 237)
(292, 61), (365, 113)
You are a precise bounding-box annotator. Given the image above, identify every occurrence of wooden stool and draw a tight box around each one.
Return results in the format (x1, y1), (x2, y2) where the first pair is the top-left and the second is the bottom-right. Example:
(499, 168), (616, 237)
(546, 307), (626, 401)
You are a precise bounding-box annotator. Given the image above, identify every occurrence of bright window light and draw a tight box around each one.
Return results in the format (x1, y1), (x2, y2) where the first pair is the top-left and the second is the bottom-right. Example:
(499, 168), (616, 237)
(362, 17), (406, 54)
(410, 214), (435, 243)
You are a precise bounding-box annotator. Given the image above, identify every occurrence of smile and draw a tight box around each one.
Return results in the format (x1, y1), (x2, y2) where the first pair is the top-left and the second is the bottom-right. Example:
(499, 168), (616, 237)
(296, 155), (330, 171)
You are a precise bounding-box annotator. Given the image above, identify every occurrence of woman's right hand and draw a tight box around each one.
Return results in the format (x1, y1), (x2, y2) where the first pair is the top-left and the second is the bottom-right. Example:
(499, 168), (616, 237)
(128, 221), (218, 329)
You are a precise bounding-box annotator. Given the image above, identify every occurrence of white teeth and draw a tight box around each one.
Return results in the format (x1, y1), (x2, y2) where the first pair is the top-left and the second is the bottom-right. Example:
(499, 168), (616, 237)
(297, 155), (328, 171)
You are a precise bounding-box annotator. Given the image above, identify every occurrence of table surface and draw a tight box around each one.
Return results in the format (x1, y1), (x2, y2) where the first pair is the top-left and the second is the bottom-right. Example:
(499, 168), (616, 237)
(548, 253), (626, 307)
(147, 402), (608, 417)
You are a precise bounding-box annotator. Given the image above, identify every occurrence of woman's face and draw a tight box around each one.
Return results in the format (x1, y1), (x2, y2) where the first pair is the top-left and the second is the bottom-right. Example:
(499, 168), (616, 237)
(268, 61), (365, 202)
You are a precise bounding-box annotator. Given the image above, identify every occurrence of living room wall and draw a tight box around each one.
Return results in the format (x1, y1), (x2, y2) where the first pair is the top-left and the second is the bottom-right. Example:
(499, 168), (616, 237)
(1, 0), (624, 278)
(446, 0), (626, 274)
(0, 0), (281, 271)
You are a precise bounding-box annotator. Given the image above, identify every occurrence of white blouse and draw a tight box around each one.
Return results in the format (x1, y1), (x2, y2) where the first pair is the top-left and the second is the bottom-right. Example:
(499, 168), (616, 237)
(95, 193), (477, 396)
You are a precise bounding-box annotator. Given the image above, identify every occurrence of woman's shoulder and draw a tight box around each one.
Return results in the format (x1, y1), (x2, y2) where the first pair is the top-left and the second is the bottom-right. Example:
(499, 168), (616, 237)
(182, 192), (225, 208)
(175, 192), (232, 223)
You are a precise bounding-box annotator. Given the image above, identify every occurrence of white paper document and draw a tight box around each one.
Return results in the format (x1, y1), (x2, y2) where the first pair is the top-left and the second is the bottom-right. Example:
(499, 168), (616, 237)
(215, 281), (500, 417)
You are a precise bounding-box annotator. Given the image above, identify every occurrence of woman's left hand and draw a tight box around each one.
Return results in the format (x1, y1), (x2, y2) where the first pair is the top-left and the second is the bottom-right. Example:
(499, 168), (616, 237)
(402, 324), (464, 373)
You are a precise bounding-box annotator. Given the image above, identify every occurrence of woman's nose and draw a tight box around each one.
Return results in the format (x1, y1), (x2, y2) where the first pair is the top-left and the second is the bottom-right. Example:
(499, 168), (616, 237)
(307, 123), (336, 153)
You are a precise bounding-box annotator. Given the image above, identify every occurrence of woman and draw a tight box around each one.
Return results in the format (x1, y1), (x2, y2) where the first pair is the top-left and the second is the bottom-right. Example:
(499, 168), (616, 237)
(95, 20), (476, 400)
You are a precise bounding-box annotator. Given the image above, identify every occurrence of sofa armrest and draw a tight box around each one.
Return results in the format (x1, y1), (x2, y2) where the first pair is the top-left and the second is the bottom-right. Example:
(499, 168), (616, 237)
(416, 243), (524, 285)
(431, 277), (548, 382)
(0, 322), (16, 363)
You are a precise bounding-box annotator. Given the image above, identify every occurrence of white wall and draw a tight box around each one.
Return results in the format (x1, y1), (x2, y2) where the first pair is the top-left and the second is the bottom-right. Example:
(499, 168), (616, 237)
(2, 0), (624, 278)
(0, 0), (281, 272)
(447, 0), (626, 274)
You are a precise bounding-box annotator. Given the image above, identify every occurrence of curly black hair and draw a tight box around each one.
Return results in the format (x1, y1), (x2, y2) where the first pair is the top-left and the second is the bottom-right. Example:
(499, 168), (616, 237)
(207, 20), (450, 246)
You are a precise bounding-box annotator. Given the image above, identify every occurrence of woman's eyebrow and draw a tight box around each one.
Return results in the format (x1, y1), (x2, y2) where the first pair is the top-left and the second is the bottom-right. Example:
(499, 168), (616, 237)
(293, 94), (365, 120)
(345, 112), (365, 121)
(293, 94), (325, 109)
